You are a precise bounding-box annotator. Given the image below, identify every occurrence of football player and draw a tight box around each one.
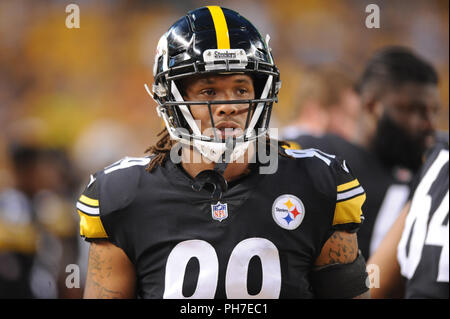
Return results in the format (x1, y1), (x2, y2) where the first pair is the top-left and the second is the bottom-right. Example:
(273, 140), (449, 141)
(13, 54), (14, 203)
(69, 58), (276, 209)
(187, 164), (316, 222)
(294, 47), (441, 260)
(368, 141), (448, 298)
(77, 6), (369, 299)
(281, 66), (360, 142)
(0, 144), (80, 298)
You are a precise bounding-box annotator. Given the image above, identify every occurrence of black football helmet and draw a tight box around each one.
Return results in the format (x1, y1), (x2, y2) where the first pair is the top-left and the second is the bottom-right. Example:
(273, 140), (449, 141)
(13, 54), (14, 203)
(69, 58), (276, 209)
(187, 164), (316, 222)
(146, 6), (281, 162)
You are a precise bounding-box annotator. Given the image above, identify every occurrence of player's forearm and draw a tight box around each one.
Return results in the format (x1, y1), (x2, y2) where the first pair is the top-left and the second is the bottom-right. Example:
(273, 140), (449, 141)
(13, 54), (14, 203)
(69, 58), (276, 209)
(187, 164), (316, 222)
(313, 231), (370, 298)
(84, 277), (129, 298)
(367, 202), (409, 298)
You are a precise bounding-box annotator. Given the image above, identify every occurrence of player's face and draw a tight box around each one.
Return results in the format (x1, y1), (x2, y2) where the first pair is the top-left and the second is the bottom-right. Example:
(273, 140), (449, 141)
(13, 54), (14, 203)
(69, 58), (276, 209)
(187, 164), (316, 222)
(328, 88), (361, 141)
(183, 74), (255, 140)
(383, 83), (439, 149)
(372, 82), (440, 171)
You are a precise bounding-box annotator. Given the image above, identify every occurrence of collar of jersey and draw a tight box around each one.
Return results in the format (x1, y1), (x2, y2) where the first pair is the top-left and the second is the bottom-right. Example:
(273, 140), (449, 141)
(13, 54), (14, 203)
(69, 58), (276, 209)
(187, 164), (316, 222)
(163, 156), (265, 200)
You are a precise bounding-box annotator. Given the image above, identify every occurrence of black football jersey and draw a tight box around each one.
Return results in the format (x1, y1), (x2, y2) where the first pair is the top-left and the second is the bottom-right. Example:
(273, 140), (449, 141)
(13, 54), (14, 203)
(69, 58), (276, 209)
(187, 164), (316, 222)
(76, 148), (366, 299)
(294, 134), (411, 260)
(397, 142), (449, 299)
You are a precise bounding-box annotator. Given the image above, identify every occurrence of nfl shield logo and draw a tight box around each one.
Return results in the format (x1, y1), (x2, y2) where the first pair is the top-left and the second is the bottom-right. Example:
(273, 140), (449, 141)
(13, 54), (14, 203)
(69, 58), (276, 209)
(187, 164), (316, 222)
(211, 202), (228, 222)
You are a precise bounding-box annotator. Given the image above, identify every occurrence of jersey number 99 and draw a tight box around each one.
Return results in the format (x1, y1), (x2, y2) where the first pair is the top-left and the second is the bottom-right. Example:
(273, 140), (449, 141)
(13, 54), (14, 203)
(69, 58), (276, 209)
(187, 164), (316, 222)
(163, 237), (281, 299)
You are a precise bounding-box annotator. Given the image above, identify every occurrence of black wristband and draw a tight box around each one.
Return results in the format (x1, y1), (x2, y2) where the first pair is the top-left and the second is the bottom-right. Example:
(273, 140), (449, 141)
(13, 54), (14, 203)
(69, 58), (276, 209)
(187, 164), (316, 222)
(310, 252), (369, 299)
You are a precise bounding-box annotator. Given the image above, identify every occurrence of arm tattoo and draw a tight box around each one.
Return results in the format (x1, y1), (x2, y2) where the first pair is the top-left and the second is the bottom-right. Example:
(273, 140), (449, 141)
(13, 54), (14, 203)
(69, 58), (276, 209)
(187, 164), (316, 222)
(315, 231), (358, 267)
(86, 242), (124, 299)
(326, 232), (356, 264)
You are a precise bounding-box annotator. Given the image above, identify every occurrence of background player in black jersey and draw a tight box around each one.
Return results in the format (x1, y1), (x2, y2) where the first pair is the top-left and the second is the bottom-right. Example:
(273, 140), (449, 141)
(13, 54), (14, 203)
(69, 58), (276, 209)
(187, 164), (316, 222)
(77, 6), (370, 299)
(294, 47), (441, 260)
(368, 142), (448, 299)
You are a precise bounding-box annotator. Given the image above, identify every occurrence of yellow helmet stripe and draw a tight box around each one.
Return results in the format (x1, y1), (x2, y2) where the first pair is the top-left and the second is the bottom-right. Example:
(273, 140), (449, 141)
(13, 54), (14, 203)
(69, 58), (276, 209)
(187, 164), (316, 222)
(207, 6), (230, 49)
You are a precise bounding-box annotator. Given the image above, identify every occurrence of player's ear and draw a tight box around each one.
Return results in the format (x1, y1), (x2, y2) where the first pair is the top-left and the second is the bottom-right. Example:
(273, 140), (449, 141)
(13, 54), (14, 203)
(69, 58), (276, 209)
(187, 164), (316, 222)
(369, 100), (383, 120)
(362, 93), (383, 120)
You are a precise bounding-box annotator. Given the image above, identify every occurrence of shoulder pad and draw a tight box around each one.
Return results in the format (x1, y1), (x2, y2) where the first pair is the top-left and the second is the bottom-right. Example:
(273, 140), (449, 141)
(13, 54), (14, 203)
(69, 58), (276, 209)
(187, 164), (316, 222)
(76, 157), (150, 240)
(283, 147), (336, 166)
(98, 157), (150, 216)
(284, 148), (366, 231)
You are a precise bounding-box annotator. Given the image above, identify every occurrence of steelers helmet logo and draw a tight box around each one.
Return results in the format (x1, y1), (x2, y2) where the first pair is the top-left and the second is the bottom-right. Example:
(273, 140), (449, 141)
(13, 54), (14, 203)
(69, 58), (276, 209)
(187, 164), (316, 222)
(272, 194), (305, 230)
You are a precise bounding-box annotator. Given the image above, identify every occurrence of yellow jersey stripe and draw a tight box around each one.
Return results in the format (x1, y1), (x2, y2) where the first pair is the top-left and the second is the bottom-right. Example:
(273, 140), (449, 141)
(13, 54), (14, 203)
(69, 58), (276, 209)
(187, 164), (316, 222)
(77, 210), (108, 239)
(79, 194), (99, 207)
(333, 193), (366, 226)
(207, 6), (230, 49)
(337, 179), (360, 192)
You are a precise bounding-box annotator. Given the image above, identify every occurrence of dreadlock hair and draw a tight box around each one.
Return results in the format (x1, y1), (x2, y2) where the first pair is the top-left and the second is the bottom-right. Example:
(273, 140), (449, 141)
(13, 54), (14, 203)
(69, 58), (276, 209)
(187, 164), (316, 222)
(145, 128), (293, 173)
(145, 128), (175, 172)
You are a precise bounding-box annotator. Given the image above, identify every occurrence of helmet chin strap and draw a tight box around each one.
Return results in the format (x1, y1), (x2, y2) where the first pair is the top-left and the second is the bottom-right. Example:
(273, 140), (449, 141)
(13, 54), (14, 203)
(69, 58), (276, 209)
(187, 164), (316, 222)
(191, 137), (234, 201)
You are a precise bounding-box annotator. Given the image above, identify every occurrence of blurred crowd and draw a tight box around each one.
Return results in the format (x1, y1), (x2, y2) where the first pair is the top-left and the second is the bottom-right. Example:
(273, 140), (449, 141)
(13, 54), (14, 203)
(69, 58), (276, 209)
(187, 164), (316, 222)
(0, 0), (448, 298)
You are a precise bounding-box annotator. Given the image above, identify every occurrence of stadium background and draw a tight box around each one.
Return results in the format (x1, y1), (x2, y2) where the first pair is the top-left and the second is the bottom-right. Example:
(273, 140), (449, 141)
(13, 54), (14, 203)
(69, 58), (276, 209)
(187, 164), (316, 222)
(0, 0), (448, 298)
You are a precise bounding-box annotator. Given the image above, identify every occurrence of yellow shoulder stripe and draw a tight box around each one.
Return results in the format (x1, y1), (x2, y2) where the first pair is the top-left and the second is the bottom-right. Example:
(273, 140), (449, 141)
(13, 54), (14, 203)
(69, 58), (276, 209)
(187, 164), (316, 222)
(207, 6), (230, 49)
(77, 210), (107, 239)
(333, 193), (366, 226)
(282, 141), (301, 150)
(79, 195), (99, 207)
(337, 179), (360, 192)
